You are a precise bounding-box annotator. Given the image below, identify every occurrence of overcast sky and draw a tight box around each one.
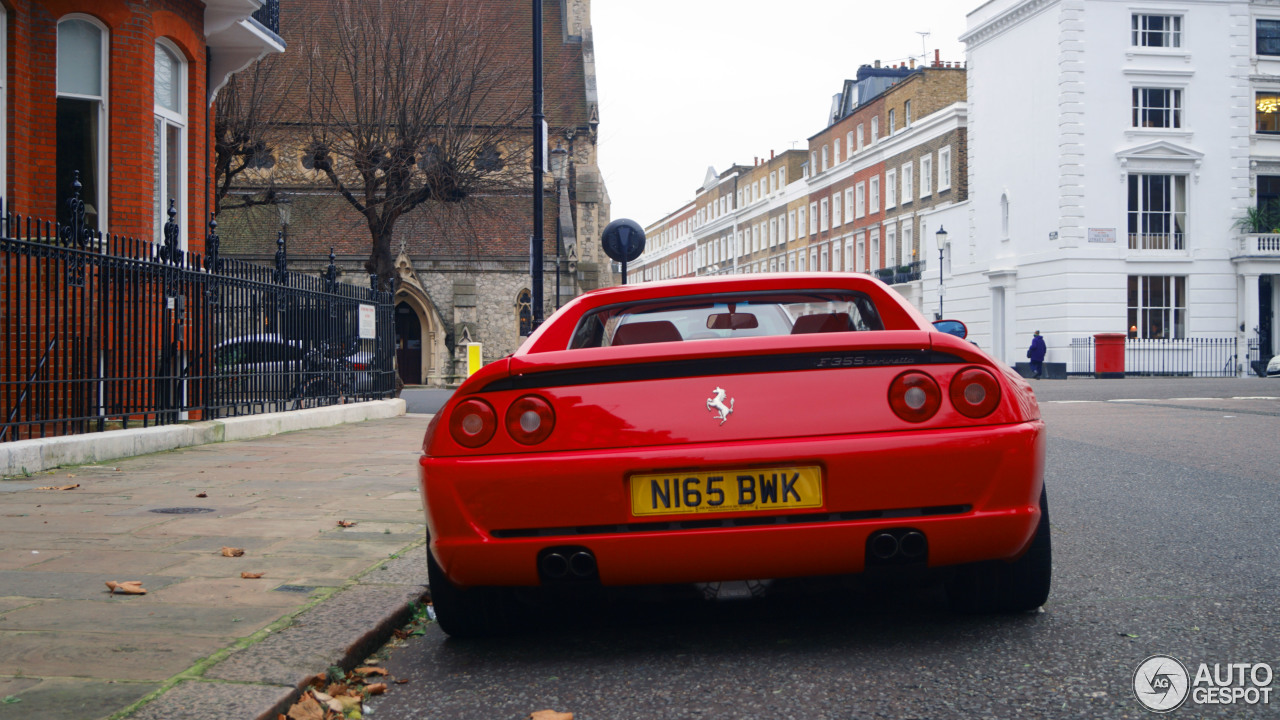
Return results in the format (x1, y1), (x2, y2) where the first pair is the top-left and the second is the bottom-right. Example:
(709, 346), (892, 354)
(590, 1), (973, 229)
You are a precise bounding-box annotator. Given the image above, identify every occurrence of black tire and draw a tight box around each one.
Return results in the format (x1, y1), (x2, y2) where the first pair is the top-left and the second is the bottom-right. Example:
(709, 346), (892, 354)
(427, 546), (512, 638)
(947, 486), (1052, 613)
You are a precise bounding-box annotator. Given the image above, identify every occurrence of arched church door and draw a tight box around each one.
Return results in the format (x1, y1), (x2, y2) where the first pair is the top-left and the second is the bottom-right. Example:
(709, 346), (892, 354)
(395, 302), (422, 385)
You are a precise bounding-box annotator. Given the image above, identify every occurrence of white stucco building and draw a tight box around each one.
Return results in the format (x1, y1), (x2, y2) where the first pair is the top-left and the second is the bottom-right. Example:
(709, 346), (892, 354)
(958, 0), (1279, 374)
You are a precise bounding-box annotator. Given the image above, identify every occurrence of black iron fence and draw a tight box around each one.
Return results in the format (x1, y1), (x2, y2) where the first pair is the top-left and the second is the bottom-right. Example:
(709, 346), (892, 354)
(251, 0), (280, 35)
(1, 182), (395, 442)
(1069, 336), (1249, 378)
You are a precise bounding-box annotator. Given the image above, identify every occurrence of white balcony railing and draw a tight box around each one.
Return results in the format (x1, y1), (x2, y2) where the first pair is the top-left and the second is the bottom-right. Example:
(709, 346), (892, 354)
(1238, 234), (1280, 256)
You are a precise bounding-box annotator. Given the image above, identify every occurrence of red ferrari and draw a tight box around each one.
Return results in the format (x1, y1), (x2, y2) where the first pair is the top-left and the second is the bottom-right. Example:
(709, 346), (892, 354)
(419, 274), (1049, 637)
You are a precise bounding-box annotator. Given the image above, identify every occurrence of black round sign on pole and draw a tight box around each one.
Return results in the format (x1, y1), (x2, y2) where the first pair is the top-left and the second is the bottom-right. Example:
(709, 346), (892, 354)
(601, 218), (646, 284)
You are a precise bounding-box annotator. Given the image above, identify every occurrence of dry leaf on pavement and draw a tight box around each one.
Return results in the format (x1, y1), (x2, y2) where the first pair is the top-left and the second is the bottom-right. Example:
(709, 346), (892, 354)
(365, 682), (387, 695)
(35, 484), (79, 491)
(241, 572), (265, 579)
(196, 492), (207, 498)
(354, 666), (387, 676)
(337, 520), (357, 528)
(220, 547), (245, 557)
(105, 580), (147, 595)
(285, 694), (325, 720)
(530, 711), (574, 720)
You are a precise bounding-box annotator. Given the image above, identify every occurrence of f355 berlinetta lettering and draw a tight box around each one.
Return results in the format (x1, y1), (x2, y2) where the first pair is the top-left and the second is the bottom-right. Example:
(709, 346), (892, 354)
(418, 273), (1050, 638)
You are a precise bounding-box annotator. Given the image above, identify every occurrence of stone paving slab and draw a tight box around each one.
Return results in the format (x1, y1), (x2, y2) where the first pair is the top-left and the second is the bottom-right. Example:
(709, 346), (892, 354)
(0, 412), (431, 720)
(125, 680), (294, 720)
(0, 677), (160, 720)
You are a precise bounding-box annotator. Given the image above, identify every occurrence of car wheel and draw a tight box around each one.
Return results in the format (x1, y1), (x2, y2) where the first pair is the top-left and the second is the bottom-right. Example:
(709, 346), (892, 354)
(426, 545), (512, 638)
(947, 486), (1052, 614)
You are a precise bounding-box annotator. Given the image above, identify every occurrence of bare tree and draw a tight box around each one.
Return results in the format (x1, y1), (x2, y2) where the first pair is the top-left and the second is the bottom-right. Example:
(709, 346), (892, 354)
(301, 0), (533, 290)
(213, 54), (296, 215)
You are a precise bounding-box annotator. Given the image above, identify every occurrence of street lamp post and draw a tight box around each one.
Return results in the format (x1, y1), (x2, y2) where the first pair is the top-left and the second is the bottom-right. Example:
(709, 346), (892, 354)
(530, 0), (546, 327)
(549, 144), (569, 310)
(935, 225), (948, 320)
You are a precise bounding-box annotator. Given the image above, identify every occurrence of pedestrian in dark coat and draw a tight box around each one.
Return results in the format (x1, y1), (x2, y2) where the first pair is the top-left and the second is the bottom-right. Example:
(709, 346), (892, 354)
(1027, 330), (1047, 379)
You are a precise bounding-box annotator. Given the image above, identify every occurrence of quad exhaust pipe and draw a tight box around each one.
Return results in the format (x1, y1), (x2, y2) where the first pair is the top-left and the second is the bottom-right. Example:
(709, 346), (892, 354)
(539, 547), (598, 581)
(867, 529), (927, 564)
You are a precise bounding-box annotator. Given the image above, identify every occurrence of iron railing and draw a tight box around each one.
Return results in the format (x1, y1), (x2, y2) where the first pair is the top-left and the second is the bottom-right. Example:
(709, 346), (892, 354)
(1069, 336), (1246, 378)
(251, 0), (280, 35)
(1, 178), (395, 443)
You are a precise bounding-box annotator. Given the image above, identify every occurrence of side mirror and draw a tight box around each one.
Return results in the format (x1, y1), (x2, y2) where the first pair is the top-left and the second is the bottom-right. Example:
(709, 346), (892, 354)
(933, 319), (967, 340)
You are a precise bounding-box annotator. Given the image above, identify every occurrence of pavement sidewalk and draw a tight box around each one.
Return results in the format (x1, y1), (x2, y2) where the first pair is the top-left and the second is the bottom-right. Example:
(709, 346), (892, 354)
(0, 412), (433, 720)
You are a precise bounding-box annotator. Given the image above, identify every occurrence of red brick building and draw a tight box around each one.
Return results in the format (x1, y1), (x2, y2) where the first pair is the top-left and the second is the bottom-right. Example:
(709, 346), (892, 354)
(2, 0), (282, 247)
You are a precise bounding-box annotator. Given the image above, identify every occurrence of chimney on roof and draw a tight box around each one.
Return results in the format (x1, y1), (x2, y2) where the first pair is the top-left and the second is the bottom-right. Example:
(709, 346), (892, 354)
(754, 157), (759, 166)
(909, 58), (916, 69)
(770, 149), (775, 159)
(874, 60), (881, 68)
(934, 49), (940, 67)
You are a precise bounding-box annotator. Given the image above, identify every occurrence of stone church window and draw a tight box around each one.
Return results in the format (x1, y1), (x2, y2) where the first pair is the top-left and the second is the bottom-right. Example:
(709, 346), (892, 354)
(517, 288), (533, 336)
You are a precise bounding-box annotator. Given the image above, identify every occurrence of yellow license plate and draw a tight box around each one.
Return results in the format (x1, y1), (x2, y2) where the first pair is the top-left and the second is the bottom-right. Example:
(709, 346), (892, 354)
(629, 466), (823, 517)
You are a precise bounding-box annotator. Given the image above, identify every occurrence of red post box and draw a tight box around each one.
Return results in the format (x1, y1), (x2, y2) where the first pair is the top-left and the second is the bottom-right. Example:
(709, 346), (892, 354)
(1094, 333), (1126, 379)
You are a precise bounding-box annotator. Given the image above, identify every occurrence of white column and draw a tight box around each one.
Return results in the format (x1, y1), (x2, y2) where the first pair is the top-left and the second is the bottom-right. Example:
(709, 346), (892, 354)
(1245, 273), (1261, 338)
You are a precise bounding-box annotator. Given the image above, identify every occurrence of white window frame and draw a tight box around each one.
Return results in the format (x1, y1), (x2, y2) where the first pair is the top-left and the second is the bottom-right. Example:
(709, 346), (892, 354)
(769, 171), (777, 194)
(871, 117), (879, 144)
(788, 210), (796, 241)
(920, 154), (932, 198)
(856, 235), (865, 272)
(831, 192), (842, 227)
(846, 130), (854, 158)
(856, 124), (864, 150)
(1132, 87), (1183, 129)
(809, 201), (818, 235)
(770, 217), (778, 247)
(798, 205), (807, 238)
(938, 147), (952, 192)
(888, 108), (896, 135)
(843, 239), (853, 271)
(844, 188), (854, 222)
(870, 176), (880, 214)
(901, 162), (914, 204)
(1132, 13), (1182, 48)
(904, 99), (911, 128)
(788, 253), (797, 272)
(809, 247), (818, 271)
(778, 167), (786, 185)
(820, 245), (829, 272)
(1128, 275), (1187, 339)
(886, 169), (897, 208)
(886, 224), (898, 269)
(902, 223), (914, 266)
(870, 228), (881, 269)
(855, 181), (866, 219)
(819, 198), (830, 232)
(57, 14), (110, 233)
(154, 39), (189, 248)
(834, 138), (842, 165)
(1127, 173), (1187, 250)
(821, 145), (830, 172)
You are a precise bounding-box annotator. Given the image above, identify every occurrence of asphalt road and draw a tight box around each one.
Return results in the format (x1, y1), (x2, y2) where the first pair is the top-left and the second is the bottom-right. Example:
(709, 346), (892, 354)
(369, 378), (1279, 719)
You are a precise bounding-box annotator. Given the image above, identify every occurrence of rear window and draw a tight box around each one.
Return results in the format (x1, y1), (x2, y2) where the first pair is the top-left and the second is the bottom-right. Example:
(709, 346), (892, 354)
(568, 291), (884, 349)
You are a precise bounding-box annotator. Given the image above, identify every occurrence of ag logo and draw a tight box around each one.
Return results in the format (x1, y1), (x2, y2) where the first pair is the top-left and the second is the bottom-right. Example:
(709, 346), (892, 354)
(1134, 654), (1190, 713)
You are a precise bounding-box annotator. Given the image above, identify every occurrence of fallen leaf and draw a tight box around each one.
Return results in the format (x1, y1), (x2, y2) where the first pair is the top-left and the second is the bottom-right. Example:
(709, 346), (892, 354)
(354, 667), (387, 676)
(394, 678), (409, 685)
(285, 694), (325, 720)
(337, 520), (357, 528)
(105, 580), (147, 595)
(221, 547), (245, 557)
(35, 484), (79, 491)
(241, 572), (265, 579)
(529, 711), (574, 720)
(365, 683), (387, 696)
(196, 492), (208, 498)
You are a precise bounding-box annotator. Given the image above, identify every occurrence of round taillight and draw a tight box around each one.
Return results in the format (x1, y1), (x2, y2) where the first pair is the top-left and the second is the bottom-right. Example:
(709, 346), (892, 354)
(505, 395), (555, 445)
(949, 367), (1002, 418)
(888, 371), (942, 423)
(449, 398), (497, 448)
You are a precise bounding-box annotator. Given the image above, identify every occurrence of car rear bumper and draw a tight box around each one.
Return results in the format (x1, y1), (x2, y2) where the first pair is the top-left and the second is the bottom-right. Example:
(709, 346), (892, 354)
(420, 421), (1045, 588)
